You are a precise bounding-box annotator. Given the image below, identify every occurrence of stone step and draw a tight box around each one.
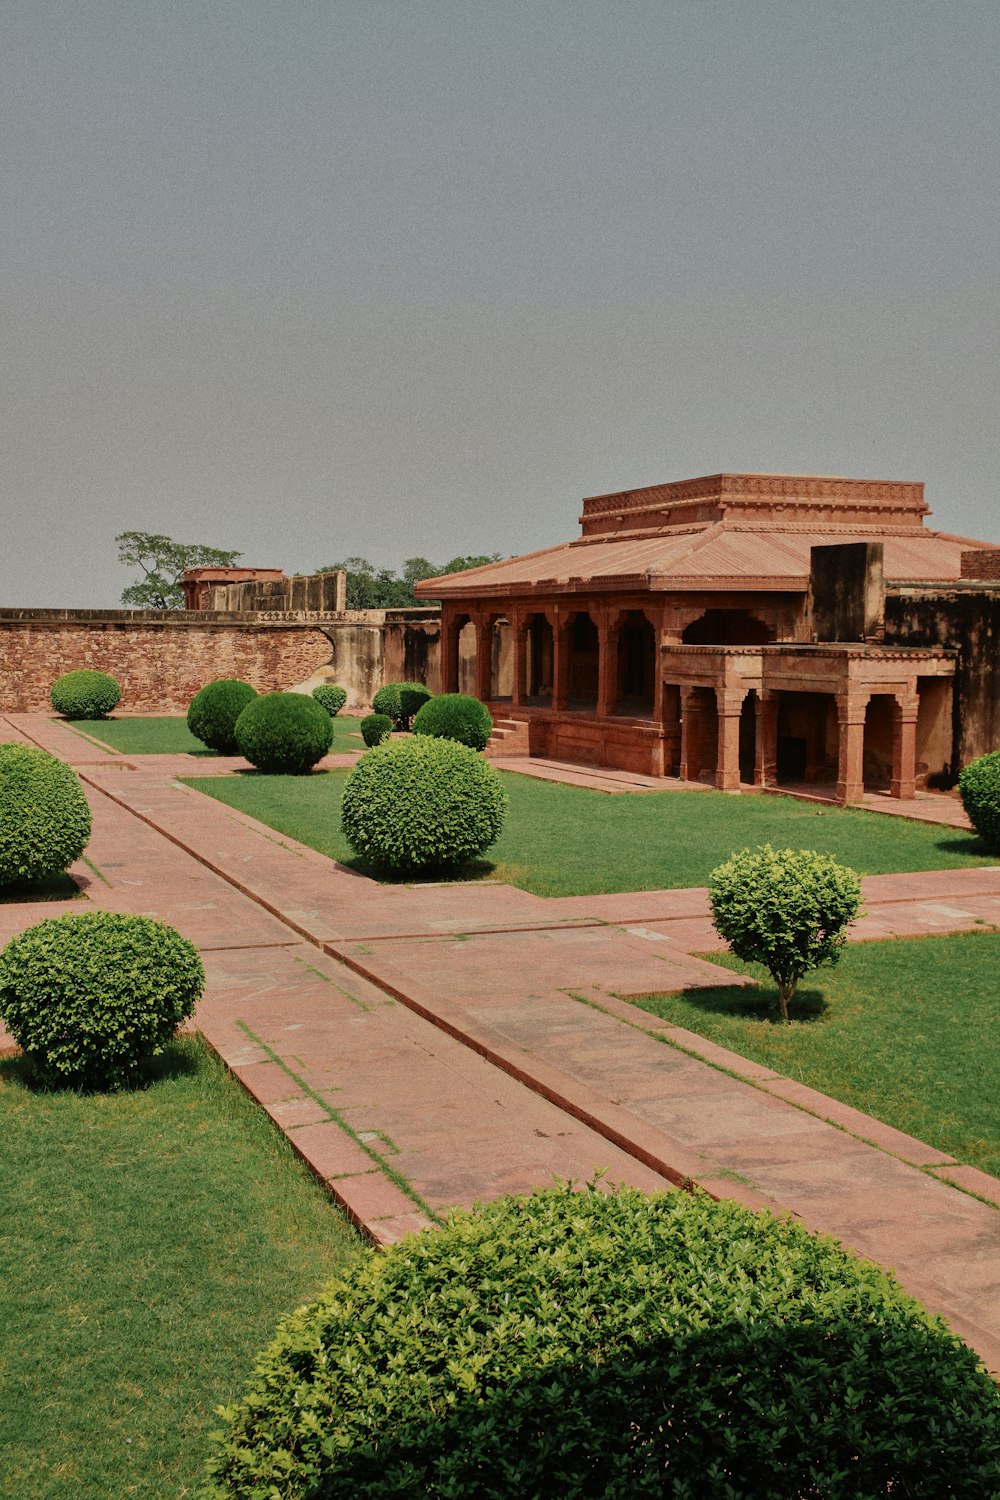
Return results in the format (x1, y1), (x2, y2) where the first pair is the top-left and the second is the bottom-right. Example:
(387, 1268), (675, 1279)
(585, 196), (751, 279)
(485, 716), (531, 757)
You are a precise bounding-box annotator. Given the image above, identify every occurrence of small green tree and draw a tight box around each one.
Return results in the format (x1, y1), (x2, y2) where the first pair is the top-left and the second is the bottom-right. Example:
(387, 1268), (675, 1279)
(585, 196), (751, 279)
(116, 531), (242, 609)
(708, 845), (862, 1022)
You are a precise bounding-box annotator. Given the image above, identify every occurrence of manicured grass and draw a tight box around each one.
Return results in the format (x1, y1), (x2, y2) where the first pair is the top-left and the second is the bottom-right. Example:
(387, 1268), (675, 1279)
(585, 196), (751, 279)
(184, 767), (994, 896)
(66, 713), (367, 757)
(0, 1036), (364, 1499)
(629, 933), (1000, 1178)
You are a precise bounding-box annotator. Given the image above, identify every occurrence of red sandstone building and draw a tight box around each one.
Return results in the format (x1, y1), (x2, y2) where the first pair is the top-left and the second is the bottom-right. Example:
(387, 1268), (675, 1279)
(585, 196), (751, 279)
(416, 473), (1000, 803)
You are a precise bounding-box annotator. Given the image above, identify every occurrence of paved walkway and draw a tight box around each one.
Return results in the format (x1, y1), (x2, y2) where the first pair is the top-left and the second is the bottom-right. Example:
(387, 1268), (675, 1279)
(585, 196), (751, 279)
(2, 713), (999, 1371)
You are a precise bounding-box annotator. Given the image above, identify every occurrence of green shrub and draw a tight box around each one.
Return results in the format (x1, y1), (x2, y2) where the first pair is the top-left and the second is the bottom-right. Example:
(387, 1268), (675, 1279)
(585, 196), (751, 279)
(0, 744), (91, 887)
(187, 679), (258, 755)
(234, 692), (333, 774)
(371, 680), (432, 731)
(0, 911), (204, 1090)
(203, 1182), (1000, 1499)
(709, 844), (862, 1021)
(959, 750), (1000, 852)
(311, 683), (348, 717)
(50, 669), (121, 719)
(412, 691), (493, 750)
(360, 713), (393, 748)
(341, 735), (506, 875)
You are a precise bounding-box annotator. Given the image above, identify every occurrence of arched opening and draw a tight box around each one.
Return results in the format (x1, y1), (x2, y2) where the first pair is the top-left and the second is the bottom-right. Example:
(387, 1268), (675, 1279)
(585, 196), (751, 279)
(490, 617), (513, 700)
(567, 612), (599, 708)
(863, 694), (895, 791)
(916, 678), (953, 788)
(524, 614), (554, 705)
(615, 612), (656, 717)
(682, 609), (773, 645)
(776, 692), (836, 786)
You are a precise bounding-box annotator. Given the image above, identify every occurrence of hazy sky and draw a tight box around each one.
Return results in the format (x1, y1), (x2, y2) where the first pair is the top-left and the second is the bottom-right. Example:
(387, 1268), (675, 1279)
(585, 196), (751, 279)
(4, 1), (998, 607)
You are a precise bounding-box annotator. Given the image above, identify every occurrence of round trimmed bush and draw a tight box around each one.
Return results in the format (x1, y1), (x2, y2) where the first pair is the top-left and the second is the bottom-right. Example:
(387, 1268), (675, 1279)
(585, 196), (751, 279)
(371, 680), (433, 731)
(0, 911), (204, 1090)
(187, 679), (258, 754)
(234, 692), (333, 774)
(959, 749), (1000, 852)
(360, 712), (393, 748)
(50, 669), (121, 720)
(0, 744), (91, 887)
(413, 691), (493, 751)
(203, 1182), (1000, 1499)
(311, 683), (348, 717)
(341, 735), (506, 875)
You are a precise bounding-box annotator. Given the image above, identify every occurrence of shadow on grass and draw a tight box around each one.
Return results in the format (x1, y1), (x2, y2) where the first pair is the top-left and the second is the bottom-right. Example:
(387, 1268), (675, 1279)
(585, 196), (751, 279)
(0, 1036), (201, 1094)
(641, 981), (829, 1026)
(934, 833), (998, 858)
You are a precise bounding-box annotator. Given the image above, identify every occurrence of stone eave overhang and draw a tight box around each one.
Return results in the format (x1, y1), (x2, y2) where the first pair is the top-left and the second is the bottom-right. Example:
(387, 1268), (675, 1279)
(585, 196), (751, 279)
(661, 641), (958, 661)
(430, 575), (810, 601)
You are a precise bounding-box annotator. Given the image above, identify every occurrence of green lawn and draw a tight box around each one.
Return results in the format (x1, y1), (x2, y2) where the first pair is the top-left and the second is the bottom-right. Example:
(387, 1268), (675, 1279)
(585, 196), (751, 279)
(0, 1037), (364, 1499)
(629, 933), (1000, 1178)
(184, 767), (994, 896)
(65, 713), (367, 757)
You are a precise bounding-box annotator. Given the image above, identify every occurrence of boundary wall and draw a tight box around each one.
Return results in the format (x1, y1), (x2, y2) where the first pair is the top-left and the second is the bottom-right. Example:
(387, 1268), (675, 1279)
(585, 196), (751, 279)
(0, 608), (443, 714)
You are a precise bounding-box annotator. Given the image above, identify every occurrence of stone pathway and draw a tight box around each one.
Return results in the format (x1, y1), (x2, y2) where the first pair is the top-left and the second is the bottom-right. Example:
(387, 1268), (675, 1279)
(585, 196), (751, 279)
(2, 713), (999, 1371)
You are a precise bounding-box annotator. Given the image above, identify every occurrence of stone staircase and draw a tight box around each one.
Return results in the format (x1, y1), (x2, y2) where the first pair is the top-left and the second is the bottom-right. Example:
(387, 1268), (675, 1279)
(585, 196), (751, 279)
(484, 715), (531, 758)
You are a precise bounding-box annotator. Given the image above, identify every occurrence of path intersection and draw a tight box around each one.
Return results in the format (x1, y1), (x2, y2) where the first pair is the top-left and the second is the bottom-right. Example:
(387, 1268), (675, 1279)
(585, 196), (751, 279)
(2, 712), (999, 1371)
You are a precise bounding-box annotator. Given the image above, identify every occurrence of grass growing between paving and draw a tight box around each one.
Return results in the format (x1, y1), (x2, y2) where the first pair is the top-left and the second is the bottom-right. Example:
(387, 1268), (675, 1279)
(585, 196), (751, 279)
(185, 767), (994, 896)
(65, 713), (367, 757)
(0, 1035), (364, 1500)
(630, 932), (1000, 1178)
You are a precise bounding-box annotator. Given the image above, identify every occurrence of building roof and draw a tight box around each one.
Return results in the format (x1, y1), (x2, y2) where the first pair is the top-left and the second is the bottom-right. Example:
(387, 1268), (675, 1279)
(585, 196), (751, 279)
(414, 473), (992, 600)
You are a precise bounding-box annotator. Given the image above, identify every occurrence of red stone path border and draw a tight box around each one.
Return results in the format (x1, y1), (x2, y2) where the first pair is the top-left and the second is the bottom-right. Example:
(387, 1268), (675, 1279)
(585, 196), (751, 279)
(2, 713), (999, 1372)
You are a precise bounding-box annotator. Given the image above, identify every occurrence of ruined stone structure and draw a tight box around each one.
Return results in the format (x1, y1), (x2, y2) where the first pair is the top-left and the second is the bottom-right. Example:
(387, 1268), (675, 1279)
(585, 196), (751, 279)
(417, 473), (1000, 803)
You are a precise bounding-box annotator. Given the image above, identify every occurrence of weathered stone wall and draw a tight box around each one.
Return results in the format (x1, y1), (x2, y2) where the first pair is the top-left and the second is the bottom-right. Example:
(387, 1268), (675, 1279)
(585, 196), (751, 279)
(0, 608), (443, 714)
(885, 586), (1000, 768)
(808, 542), (884, 643)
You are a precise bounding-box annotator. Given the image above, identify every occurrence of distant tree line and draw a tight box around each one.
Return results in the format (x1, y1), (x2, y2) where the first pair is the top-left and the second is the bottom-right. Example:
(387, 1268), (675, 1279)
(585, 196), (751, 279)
(317, 555), (502, 609)
(116, 532), (501, 611)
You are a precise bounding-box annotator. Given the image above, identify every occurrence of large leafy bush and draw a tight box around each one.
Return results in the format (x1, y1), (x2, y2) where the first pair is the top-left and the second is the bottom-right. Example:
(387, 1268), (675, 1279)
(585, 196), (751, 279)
(187, 679), (258, 754)
(50, 669), (121, 720)
(203, 1182), (1000, 1499)
(311, 683), (348, 717)
(371, 681), (432, 731)
(234, 692), (333, 774)
(958, 749), (1000, 852)
(412, 691), (493, 750)
(0, 744), (91, 887)
(709, 844), (862, 1021)
(0, 911), (204, 1089)
(341, 735), (506, 875)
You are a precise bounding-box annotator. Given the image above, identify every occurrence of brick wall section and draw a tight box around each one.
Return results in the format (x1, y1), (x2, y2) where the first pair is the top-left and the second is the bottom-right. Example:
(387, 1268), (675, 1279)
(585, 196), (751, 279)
(0, 611), (334, 713)
(961, 549), (1000, 580)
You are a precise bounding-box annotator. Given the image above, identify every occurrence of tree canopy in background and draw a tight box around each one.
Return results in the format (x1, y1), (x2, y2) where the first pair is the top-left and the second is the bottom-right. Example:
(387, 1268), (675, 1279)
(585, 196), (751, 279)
(318, 554), (501, 609)
(116, 532), (242, 609)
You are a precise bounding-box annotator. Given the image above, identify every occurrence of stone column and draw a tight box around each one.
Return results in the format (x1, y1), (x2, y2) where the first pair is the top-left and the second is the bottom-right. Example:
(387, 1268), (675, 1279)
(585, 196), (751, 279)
(553, 618), (571, 711)
(715, 687), (747, 792)
(835, 692), (870, 805)
(474, 617), (492, 703)
(597, 614), (617, 718)
(511, 616), (528, 709)
(754, 690), (779, 788)
(891, 693), (920, 800)
(679, 687), (702, 783)
(440, 613), (460, 694)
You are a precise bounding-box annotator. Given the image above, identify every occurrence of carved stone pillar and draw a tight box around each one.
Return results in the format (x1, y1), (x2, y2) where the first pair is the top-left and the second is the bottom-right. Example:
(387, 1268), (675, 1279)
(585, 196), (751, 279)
(679, 687), (703, 783)
(597, 615), (617, 718)
(474, 618), (492, 703)
(754, 690), (779, 788)
(440, 613), (460, 694)
(835, 692), (870, 804)
(716, 687), (748, 792)
(891, 693), (920, 800)
(553, 618), (571, 711)
(512, 619), (528, 710)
